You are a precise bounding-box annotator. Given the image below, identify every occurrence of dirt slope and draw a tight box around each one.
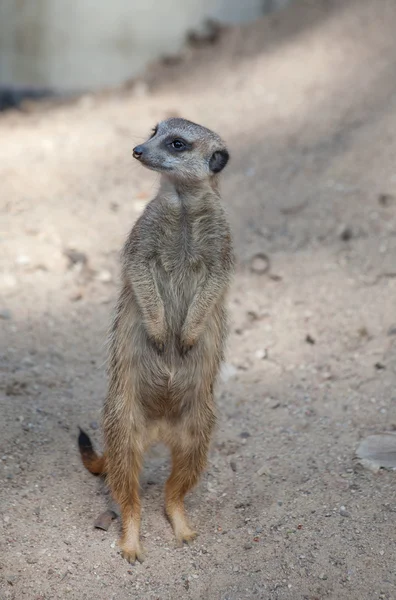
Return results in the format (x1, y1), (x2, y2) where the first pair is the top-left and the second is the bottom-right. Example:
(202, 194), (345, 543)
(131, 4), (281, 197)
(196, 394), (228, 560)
(1, 1), (396, 598)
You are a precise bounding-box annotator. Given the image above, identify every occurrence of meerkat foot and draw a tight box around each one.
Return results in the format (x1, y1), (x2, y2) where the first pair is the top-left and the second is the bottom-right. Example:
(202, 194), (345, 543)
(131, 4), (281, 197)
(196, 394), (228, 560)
(167, 505), (197, 545)
(175, 525), (198, 546)
(119, 539), (145, 564)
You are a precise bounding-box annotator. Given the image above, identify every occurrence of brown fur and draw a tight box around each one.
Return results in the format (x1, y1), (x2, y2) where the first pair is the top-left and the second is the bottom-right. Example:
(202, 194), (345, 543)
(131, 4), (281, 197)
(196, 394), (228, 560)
(78, 118), (234, 563)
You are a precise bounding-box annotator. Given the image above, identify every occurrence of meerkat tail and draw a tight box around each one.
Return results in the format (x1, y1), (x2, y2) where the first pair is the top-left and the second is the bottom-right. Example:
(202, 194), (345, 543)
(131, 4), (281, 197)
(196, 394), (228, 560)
(78, 428), (106, 476)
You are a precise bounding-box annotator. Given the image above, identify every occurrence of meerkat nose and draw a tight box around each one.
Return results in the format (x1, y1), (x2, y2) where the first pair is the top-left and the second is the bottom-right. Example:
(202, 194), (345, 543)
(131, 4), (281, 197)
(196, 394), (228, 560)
(133, 146), (143, 159)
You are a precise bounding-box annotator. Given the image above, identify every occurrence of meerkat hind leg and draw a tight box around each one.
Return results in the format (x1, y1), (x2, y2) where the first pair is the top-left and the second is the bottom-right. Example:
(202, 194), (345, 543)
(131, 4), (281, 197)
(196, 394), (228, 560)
(165, 436), (209, 545)
(118, 485), (145, 563)
(109, 439), (145, 563)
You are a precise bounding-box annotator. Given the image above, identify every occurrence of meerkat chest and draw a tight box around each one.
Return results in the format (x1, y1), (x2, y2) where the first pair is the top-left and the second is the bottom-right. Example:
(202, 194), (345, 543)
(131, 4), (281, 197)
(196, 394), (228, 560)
(160, 204), (217, 273)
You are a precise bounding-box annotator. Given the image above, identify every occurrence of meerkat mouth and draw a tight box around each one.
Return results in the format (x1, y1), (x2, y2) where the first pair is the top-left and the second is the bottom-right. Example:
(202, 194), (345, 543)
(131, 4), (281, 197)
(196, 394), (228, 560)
(138, 159), (173, 173)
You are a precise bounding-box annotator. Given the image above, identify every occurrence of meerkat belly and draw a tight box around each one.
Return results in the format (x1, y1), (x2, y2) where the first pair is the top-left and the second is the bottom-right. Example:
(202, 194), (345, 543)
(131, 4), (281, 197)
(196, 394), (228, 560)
(157, 261), (205, 331)
(157, 220), (207, 331)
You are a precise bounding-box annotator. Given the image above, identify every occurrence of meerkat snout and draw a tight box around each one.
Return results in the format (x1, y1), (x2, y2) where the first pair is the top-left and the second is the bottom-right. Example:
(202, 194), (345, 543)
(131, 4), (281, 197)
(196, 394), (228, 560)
(132, 118), (230, 181)
(132, 145), (143, 159)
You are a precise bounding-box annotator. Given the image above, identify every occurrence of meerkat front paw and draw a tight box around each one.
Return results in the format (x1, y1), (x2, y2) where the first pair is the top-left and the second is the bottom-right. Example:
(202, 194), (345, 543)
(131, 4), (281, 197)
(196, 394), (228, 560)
(179, 332), (197, 357)
(150, 337), (165, 354)
(180, 342), (194, 356)
(147, 326), (167, 354)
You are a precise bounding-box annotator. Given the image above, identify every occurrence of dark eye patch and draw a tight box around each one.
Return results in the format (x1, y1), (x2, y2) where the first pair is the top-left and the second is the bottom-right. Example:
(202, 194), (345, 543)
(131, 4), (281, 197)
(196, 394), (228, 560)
(164, 136), (192, 152)
(150, 125), (158, 138)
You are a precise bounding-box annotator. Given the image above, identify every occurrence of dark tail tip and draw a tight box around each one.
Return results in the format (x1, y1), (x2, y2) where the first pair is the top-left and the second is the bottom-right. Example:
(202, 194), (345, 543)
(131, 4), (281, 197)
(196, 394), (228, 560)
(77, 426), (105, 476)
(78, 427), (94, 452)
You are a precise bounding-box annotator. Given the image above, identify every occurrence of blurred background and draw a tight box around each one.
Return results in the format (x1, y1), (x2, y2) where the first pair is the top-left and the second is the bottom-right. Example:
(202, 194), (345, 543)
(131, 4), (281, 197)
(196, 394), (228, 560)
(0, 0), (289, 94)
(2, 1), (396, 599)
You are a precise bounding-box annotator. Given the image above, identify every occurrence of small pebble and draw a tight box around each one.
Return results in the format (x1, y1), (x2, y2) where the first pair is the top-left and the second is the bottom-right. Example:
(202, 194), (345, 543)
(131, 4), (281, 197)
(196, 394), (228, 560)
(63, 248), (87, 267)
(96, 269), (113, 283)
(235, 501), (250, 509)
(256, 465), (269, 476)
(375, 362), (386, 370)
(230, 460), (237, 472)
(339, 506), (350, 518)
(339, 225), (353, 241)
(16, 255), (30, 265)
(244, 543), (253, 550)
(250, 253), (270, 275)
(69, 291), (83, 302)
(378, 193), (395, 206)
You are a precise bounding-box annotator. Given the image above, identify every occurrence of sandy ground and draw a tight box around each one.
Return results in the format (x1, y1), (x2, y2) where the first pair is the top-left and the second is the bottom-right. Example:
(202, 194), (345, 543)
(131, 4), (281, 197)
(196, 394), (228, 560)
(2, 1), (396, 598)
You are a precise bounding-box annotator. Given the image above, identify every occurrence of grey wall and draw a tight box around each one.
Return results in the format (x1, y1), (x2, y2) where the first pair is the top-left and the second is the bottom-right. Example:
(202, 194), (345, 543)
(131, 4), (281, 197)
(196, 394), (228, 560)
(0, 0), (291, 90)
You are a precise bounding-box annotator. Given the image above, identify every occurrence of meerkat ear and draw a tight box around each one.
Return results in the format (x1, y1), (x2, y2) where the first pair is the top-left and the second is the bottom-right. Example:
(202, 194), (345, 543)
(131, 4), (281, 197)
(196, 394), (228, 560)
(209, 149), (229, 173)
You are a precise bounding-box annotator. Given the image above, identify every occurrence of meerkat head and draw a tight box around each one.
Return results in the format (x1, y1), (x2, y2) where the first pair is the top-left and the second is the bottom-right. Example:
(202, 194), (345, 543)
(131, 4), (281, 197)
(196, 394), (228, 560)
(132, 118), (229, 182)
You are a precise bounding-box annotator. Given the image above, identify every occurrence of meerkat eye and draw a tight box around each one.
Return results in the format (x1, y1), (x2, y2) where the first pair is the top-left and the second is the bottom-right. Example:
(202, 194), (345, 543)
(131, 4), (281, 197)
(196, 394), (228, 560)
(150, 126), (158, 139)
(171, 139), (185, 150)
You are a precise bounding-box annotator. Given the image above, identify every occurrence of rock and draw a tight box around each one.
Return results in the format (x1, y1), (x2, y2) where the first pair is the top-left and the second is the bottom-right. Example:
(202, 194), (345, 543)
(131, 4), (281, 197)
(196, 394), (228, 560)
(338, 225), (353, 241)
(16, 255), (31, 265)
(374, 362), (386, 370)
(239, 431), (250, 439)
(94, 509), (117, 531)
(69, 291), (83, 302)
(235, 501), (251, 509)
(357, 433), (396, 470)
(387, 325), (396, 336)
(250, 253), (270, 275)
(378, 193), (395, 206)
(63, 248), (88, 268)
(254, 349), (268, 360)
(0, 309), (12, 320)
(339, 506), (350, 518)
(305, 334), (315, 345)
(256, 465), (270, 476)
(96, 269), (113, 283)
(230, 460), (237, 472)
(244, 542), (253, 550)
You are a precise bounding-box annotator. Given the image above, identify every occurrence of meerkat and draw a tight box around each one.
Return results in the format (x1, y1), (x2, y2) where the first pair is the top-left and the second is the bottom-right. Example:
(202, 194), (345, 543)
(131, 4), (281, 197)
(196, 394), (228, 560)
(78, 118), (234, 563)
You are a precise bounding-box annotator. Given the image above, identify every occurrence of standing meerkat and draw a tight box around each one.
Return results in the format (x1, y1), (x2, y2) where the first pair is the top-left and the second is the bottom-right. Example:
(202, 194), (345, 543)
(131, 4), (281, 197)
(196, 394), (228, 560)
(78, 118), (234, 563)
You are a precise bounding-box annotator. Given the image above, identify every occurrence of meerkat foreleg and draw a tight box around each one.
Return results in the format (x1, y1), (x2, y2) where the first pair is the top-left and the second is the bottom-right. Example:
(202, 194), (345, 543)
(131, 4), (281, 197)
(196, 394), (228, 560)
(127, 260), (167, 352)
(179, 275), (223, 354)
